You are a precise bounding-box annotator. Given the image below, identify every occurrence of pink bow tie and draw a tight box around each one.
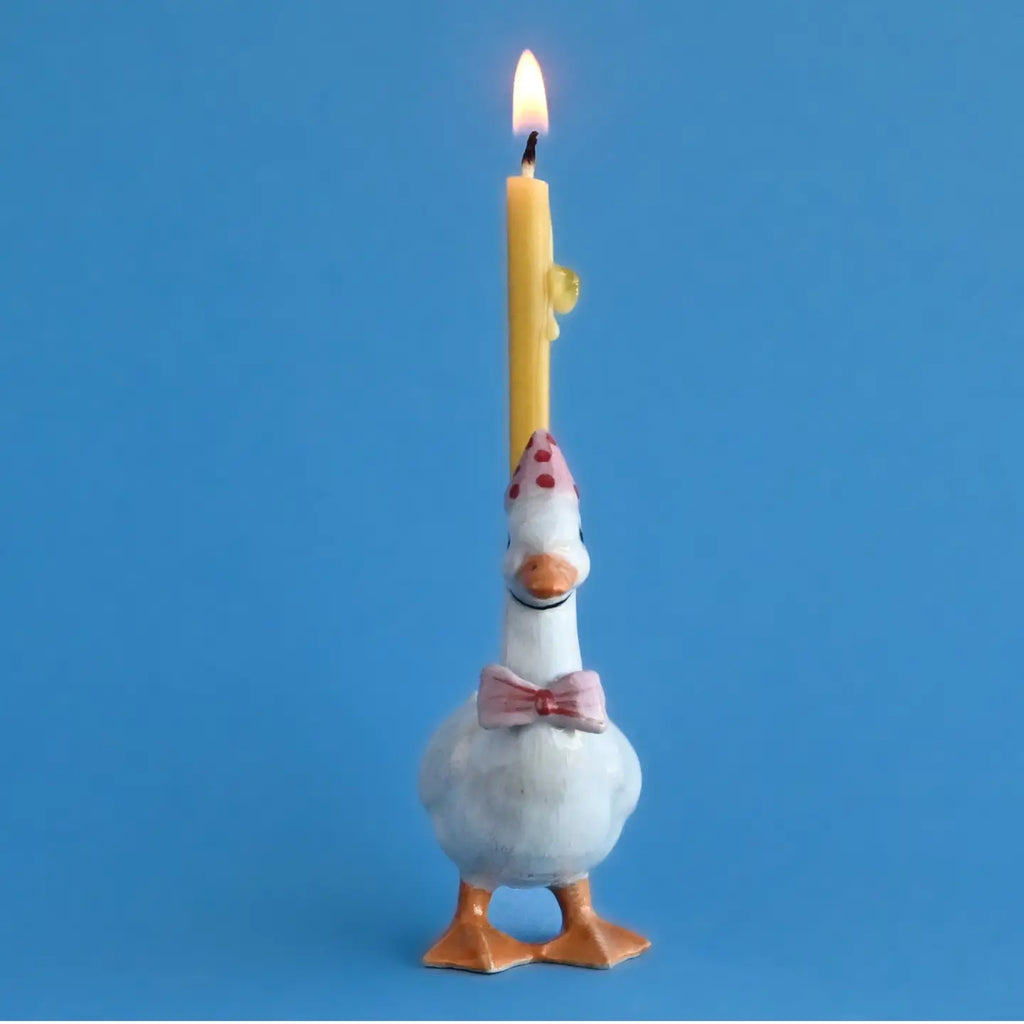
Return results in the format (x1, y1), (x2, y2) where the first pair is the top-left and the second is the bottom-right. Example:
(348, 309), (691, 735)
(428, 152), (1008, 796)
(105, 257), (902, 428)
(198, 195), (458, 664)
(477, 664), (607, 734)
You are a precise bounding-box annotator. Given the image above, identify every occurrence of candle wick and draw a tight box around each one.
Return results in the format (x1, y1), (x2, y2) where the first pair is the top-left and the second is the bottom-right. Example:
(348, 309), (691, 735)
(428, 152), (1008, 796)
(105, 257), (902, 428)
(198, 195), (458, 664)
(520, 130), (538, 177)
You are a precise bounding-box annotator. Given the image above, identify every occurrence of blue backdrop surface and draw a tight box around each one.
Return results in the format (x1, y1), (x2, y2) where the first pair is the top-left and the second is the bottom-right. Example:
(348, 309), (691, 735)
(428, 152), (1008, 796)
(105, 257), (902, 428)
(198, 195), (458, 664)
(2, 1), (1023, 1018)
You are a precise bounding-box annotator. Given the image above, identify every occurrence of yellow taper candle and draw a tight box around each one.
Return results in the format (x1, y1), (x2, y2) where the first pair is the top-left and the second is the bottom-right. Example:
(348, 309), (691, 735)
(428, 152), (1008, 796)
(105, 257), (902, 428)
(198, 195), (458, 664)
(507, 51), (579, 472)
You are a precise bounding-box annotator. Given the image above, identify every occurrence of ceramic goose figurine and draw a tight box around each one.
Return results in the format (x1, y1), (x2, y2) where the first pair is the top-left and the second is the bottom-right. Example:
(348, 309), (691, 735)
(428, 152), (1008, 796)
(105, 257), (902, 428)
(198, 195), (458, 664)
(419, 430), (649, 973)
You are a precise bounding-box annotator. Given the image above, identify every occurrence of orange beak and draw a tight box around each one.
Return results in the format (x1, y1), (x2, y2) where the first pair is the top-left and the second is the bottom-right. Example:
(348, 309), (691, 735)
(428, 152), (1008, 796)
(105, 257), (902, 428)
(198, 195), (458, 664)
(516, 553), (578, 600)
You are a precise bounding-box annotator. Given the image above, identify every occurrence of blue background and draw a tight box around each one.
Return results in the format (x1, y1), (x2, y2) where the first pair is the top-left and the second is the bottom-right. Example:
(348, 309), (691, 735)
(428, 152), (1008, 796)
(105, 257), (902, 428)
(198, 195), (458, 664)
(2, 1), (1022, 1018)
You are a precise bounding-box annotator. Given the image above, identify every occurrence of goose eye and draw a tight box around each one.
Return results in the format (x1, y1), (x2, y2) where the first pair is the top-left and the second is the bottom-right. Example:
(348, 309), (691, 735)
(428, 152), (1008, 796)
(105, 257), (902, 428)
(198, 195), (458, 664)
(578, 527), (584, 543)
(506, 534), (511, 549)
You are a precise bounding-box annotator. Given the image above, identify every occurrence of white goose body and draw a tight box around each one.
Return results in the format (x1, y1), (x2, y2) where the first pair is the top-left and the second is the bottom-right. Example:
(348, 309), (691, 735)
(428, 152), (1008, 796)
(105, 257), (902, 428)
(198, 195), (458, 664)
(419, 591), (642, 890)
(419, 431), (642, 893)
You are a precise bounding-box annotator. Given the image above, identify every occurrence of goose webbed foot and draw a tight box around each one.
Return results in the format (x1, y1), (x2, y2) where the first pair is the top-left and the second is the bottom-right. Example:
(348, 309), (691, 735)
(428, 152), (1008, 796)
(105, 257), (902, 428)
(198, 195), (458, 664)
(537, 877), (651, 969)
(423, 881), (534, 973)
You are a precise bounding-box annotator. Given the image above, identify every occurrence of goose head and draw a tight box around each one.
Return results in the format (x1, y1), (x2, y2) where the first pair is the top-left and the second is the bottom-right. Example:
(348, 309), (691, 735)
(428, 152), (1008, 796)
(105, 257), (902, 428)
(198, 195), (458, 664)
(503, 430), (590, 609)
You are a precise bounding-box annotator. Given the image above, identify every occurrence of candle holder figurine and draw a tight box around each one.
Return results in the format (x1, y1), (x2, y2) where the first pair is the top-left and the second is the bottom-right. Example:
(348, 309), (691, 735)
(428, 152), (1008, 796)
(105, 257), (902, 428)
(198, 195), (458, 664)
(419, 431), (650, 972)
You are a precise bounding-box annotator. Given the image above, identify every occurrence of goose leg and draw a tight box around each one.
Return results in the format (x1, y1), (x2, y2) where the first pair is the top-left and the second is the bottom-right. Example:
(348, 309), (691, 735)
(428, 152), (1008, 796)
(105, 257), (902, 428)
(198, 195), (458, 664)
(537, 877), (650, 968)
(423, 880), (535, 973)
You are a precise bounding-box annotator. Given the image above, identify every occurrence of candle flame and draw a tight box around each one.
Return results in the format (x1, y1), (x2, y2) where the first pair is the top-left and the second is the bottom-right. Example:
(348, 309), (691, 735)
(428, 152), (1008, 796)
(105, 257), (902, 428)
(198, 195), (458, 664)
(512, 50), (549, 135)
